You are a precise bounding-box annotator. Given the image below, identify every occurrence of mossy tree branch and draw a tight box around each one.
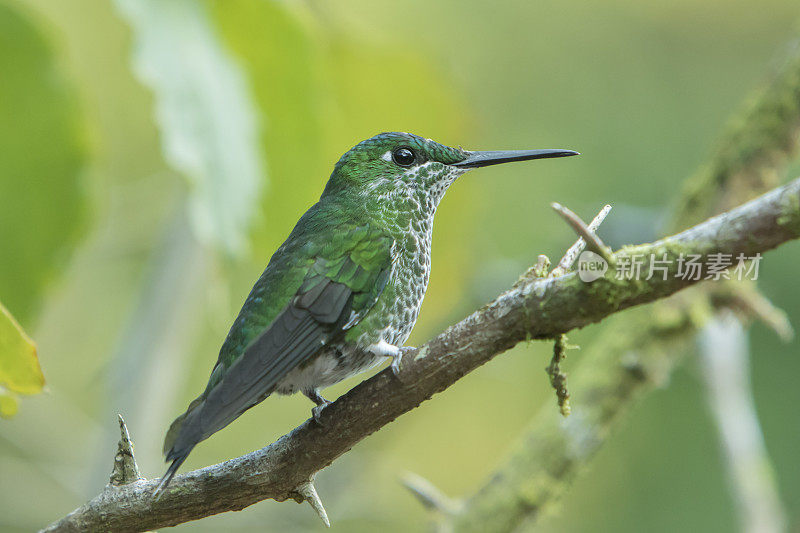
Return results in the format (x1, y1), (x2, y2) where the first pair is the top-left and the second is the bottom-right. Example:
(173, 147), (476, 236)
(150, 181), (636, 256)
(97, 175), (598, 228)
(673, 39), (800, 229)
(448, 38), (800, 533)
(42, 174), (800, 532)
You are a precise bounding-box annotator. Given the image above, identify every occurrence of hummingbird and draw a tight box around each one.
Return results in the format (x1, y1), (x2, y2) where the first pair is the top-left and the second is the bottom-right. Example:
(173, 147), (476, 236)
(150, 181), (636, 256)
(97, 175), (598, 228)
(158, 132), (577, 490)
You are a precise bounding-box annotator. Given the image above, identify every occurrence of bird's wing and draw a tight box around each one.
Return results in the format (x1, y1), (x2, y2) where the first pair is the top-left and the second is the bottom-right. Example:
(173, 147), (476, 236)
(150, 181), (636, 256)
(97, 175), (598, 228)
(163, 227), (394, 464)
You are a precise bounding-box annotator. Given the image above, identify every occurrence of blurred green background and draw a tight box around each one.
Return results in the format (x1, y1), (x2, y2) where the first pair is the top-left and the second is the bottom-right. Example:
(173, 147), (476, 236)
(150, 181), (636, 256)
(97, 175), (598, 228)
(2, 0), (800, 531)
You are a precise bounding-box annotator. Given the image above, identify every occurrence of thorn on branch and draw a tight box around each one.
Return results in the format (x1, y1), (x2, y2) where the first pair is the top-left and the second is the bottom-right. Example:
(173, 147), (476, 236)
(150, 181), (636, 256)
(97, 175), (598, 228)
(514, 255), (551, 290)
(551, 203), (613, 266)
(108, 414), (142, 487)
(547, 335), (572, 417)
(532, 254), (551, 278)
(296, 479), (330, 528)
(400, 471), (462, 516)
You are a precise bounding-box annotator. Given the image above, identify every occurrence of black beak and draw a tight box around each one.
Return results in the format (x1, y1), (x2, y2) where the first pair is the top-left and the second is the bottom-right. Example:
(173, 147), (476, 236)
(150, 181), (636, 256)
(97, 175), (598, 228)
(452, 148), (579, 169)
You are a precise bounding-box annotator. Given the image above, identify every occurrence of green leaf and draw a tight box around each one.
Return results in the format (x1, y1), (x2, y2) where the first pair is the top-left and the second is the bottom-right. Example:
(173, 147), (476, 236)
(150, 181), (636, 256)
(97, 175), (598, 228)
(0, 3), (88, 325)
(113, 0), (265, 257)
(0, 302), (44, 419)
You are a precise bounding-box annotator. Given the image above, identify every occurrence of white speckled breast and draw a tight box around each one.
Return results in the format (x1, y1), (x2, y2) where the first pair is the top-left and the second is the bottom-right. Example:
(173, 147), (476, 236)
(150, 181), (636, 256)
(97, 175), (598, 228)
(276, 162), (465, 395)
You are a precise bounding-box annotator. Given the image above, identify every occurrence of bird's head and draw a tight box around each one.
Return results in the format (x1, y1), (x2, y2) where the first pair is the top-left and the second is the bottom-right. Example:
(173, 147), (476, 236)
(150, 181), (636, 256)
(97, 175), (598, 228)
(322, 132), (578, 205)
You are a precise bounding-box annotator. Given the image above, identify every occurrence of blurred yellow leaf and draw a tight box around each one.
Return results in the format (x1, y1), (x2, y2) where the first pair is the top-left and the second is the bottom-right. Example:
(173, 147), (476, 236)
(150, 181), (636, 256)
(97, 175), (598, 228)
(0, 389), (19, 418)
(0, 302), (44, 418)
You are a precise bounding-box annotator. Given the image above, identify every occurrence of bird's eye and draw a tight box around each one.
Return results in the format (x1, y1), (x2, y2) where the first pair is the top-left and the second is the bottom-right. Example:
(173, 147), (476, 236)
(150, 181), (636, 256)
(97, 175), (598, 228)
(391, 147), (416, 167)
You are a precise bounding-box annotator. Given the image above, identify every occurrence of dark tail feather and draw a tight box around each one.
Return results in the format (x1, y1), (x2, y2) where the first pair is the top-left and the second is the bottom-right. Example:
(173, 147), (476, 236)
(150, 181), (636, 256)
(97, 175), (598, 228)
(153, 448), (192, 499)
(155, 397), (203, 499)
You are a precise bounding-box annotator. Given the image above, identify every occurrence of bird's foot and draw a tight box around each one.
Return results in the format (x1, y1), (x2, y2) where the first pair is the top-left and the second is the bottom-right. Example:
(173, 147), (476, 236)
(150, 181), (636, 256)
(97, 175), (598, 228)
(311, 402), (330, 425)
(390, 347), (417, 377)
(304, 389), (331, 426)
(367, 340), (415, 378)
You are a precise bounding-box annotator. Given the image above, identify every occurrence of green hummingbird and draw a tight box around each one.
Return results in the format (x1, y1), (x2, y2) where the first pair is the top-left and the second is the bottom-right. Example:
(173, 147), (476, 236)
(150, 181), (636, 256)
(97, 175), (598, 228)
(158, 132), (577, 490)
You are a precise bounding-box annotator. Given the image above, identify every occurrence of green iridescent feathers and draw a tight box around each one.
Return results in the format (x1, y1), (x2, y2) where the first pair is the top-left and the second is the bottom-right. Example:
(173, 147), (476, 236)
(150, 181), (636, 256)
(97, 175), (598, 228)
(210, 221), (393, 391)
(162, 222), (393, 462)
(323, 132), (467, 195)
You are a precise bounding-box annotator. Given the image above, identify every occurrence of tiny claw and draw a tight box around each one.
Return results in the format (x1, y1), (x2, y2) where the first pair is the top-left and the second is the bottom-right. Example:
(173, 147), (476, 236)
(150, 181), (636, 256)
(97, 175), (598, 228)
(304, 389), (331, 425)
(390, 353), (402, 376)
(311, 402), (329, 425)
(391, 347), (416, 377)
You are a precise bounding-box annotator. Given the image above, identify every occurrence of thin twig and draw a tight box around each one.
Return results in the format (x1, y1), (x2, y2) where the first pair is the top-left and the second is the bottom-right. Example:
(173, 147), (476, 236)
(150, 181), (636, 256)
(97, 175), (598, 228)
(551, 204), (613, 277)
(712, 283), (794, 341)
(400, 472), (462, 516)
(551, 203), (613, 263)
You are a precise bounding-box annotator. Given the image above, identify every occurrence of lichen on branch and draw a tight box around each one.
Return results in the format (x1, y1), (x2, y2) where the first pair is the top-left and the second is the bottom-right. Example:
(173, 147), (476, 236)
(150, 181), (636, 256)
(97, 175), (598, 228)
(42, 174), (800, 533)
